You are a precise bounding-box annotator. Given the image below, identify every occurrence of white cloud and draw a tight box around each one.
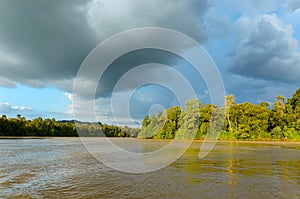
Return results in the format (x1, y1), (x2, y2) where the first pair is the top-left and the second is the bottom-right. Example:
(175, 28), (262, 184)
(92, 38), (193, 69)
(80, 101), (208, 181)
(69, 94), (134, 124)
(65, 93), (73, 101)
(228, 14), (300, 83)
(20, 106), (32, 111)
(0, 102), (32, 116)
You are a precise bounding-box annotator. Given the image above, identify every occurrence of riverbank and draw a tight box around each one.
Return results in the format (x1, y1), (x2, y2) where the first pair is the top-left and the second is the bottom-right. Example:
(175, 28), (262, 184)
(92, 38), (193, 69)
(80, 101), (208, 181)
(1, 136), (300, 145)
(0, 136), (50, 139)
(215, 140), (300, 145)
(138, 137), (300, 144)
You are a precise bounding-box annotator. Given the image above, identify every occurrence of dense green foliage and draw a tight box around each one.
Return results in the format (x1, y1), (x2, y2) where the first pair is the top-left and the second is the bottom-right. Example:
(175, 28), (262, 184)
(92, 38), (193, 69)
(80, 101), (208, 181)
(0, 116), (139, 137)
(1, 88), (300, 140)
(139, 88), (300, 141)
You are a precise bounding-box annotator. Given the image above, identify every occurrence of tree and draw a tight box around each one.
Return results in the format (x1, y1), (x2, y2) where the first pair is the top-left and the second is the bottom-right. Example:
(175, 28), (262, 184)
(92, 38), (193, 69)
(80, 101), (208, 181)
(286, 88), (300, 124)
(224, 95), (235, 133)
(259, 102), (270, 108)
(287, 88), (300, 111)
(137, 88), (300, 141)
(157, 106), (181, 139)
(200, 104), (224, 140)
(139, 114), (162, 139)
(231, 102), (270, 140)
(269, 96), (288, 132)
(176, 99), (202, 139)
(141, 116), (150, 128)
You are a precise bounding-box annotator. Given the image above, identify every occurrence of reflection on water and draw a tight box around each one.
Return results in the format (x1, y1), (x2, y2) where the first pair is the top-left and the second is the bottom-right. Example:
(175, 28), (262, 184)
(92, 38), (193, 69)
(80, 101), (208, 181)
(0, 138), (299, 199)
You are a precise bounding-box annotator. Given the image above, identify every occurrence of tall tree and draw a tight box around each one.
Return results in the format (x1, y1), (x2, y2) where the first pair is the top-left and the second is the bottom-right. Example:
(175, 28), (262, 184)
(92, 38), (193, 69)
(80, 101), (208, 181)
(161, 106), (182, 139)
(270, 96), (287, 129)
(176, 99), (202, 139)
(224, 95), (235, 132)
(269, 96), (288, 139)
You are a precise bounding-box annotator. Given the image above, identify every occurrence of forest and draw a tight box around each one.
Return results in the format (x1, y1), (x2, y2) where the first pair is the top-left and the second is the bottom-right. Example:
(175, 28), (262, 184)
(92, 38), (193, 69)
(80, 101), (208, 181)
(0, 116), (139, 137)
(138, 88), (300, 140)
(0, 88), (299, 140)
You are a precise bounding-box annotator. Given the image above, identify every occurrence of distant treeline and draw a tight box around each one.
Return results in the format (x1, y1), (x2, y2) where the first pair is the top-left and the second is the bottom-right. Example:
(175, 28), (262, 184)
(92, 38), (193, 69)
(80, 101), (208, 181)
(138, 88), (300, 140)
(0, 116), (139, 137)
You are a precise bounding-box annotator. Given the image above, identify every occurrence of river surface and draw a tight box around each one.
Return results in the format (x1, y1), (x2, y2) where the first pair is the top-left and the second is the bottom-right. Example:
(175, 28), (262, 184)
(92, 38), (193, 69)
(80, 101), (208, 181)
(0, 138), (299, 199)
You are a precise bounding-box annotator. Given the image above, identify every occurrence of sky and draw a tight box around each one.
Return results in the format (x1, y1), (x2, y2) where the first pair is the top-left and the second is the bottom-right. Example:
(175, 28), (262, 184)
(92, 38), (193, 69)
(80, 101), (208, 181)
(0, 0), (300, 125)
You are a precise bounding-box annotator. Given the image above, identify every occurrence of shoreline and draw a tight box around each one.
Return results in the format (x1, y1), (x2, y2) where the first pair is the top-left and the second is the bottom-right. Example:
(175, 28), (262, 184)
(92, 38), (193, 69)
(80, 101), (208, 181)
(138, 137), (300, 144)
(1, 136), (300, 145)
(215, 140), (300, 145)
(0, 136), (50, 139)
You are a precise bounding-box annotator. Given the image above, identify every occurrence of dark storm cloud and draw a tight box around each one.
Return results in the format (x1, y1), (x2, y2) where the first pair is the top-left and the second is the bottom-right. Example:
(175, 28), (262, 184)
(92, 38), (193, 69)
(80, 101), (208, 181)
(0, 0), (97, 84)
(95, 49), (181, 98)
(0, 0), (209, 94)
(229, 14), (300, 83)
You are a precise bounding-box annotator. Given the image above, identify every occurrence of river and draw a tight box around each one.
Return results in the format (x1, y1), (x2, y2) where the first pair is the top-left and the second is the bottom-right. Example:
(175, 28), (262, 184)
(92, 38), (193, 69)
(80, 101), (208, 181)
(0, 138), (299, 199)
